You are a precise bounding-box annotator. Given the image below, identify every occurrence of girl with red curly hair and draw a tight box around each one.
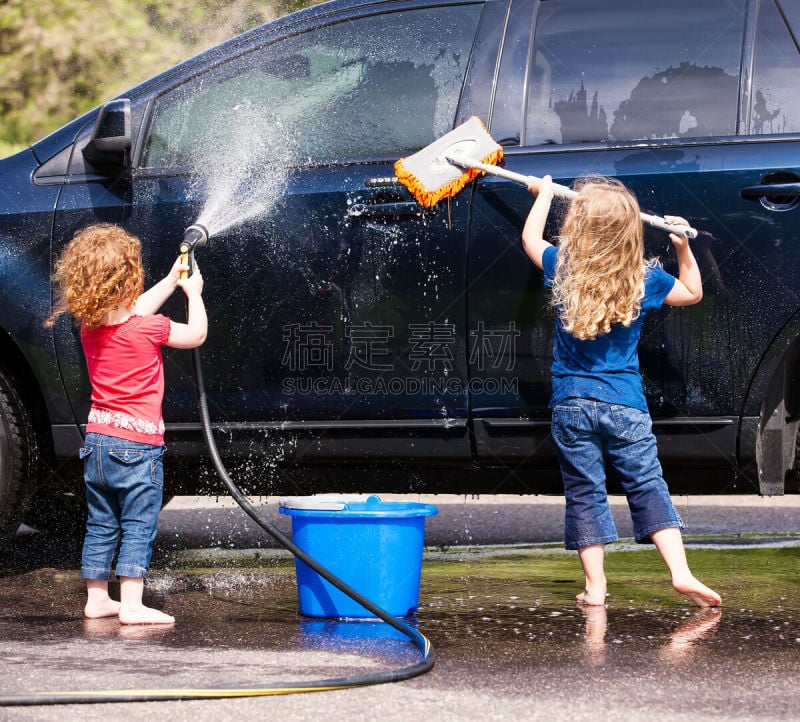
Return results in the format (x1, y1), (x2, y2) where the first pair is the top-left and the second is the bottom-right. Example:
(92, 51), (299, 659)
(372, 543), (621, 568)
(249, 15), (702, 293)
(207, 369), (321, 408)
(47, 223), (207, 624)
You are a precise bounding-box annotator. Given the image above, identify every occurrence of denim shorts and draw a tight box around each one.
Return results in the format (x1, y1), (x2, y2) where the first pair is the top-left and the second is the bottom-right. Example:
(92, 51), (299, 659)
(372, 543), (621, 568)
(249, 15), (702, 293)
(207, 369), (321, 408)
(551, 398), (683, 550)
(79, 432), (165, 580)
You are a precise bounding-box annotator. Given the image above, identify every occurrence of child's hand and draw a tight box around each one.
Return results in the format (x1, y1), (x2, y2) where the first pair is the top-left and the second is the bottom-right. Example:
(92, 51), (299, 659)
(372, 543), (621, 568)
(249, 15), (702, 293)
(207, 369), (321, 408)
(665, 215), (691, 250)
(168, 255), (190, 284)
(177, 262), (204, 296)
(528, 175), (554, 200)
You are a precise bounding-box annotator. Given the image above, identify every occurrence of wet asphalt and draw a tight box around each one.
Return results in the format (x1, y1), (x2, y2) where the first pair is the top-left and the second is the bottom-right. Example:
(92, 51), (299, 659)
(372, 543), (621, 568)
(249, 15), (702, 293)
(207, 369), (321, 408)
(2, 493), (800, 721)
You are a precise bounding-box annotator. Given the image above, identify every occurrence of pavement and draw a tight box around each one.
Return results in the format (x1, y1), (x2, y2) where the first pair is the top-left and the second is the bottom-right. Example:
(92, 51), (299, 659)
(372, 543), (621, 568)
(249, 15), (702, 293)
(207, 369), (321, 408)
(158, 492), (800, 550)
(3, 493), (799, 721)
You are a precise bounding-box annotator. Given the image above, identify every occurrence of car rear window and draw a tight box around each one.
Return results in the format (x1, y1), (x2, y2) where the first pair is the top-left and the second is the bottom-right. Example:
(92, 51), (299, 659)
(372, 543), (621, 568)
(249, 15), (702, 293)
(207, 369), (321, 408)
(143, 4), (482, 169)
(750, 0), (800, 134)
(524, 0), (746, 146)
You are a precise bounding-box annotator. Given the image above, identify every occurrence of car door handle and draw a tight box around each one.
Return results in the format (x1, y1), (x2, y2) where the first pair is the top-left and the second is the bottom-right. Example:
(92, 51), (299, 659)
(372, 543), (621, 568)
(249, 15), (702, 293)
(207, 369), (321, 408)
(346, 202), (426, 219)
(740, 182), (800, 199)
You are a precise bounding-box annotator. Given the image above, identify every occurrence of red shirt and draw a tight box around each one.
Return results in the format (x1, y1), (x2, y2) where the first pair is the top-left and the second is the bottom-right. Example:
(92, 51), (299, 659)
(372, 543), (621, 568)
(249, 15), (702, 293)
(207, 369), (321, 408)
(81, 314), (172, 445)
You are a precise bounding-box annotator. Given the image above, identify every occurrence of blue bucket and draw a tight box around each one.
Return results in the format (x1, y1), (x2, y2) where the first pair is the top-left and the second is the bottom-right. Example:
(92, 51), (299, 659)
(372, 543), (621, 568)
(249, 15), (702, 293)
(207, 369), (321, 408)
(279, 495), (438, 618)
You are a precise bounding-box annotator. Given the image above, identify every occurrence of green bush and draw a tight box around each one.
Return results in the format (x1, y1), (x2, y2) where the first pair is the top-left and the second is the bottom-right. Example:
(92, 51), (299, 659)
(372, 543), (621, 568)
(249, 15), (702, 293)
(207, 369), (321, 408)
(0, 0), (318, 156)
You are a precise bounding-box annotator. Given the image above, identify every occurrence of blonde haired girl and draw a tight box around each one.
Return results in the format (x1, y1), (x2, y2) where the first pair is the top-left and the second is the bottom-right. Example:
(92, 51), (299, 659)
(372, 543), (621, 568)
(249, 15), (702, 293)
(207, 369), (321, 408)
(48, 223), (207, 624)
(551, 176), (648, 340)
(522, 176), (720, 609)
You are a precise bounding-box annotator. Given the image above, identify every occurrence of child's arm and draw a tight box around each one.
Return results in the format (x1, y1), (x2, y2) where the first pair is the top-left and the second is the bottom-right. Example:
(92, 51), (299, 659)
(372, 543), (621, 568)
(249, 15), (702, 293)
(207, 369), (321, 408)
(521, 175), (555, 270)
(133, 256), (187, 316)
(166, 266), (208, 349)
(663, 215), (703, 307)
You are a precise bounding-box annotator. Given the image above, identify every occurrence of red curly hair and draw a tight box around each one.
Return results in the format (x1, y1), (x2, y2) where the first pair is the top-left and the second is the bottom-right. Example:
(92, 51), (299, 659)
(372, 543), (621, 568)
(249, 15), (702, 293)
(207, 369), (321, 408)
(45, 224), (145, 329)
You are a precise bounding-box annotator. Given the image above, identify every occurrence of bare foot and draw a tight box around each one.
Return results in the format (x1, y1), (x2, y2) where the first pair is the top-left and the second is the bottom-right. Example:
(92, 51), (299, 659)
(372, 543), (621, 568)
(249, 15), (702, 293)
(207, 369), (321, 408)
(84, 598), (121, 619)
(672, 575), (721, 607)
(119, 605), (175, 625)
(576, 586), (607, 606)
(576, 545), (607, 606)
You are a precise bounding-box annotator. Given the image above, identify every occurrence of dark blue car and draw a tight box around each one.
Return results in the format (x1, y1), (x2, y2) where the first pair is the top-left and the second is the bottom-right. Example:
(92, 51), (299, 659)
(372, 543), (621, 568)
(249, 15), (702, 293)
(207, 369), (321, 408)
(1, 0), (799, 543)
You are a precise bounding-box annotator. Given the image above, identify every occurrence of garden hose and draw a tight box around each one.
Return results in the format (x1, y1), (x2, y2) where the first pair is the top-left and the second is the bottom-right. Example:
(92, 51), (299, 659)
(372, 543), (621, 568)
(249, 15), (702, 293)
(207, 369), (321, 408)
(0, 245), (435, 707)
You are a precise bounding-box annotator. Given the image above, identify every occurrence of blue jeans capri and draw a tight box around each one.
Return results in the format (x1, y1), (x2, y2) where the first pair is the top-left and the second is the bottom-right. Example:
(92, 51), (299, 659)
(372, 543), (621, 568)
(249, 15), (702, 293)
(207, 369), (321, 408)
(80, 432), (165, 580)
(551, 398), (683, 550)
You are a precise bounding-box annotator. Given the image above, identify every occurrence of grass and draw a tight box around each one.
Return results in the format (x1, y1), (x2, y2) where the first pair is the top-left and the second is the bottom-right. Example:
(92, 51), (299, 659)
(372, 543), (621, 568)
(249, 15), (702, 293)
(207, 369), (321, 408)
(421, 542), (800, 612)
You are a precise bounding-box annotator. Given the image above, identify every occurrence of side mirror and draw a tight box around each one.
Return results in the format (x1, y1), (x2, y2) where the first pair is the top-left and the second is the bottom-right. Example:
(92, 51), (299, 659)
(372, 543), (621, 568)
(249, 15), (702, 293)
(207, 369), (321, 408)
(82, 99), (131, 173)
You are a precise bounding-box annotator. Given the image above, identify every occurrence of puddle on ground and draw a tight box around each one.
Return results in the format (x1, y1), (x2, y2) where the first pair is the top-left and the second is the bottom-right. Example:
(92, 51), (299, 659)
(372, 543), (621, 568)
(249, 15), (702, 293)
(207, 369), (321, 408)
(417, 543), (800, 675)
(1, 541), (799, 695)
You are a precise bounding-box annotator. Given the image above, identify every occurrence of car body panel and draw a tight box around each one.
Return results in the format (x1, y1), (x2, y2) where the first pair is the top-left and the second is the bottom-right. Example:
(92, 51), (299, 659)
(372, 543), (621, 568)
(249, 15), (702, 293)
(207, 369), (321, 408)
(0, 0), (799, 502)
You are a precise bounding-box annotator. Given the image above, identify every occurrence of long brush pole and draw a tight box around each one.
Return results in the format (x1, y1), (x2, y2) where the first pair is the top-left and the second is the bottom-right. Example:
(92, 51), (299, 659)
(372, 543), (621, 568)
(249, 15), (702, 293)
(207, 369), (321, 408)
(447, 156), (698, 239)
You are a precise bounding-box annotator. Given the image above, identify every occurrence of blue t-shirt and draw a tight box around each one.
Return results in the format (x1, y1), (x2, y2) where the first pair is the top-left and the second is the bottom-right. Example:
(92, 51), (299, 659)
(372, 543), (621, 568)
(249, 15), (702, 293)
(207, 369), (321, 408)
(542, 245), (675, 412)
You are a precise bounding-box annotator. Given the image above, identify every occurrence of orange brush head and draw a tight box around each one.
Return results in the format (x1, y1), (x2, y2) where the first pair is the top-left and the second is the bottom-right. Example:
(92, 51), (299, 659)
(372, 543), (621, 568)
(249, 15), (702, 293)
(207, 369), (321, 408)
(395, 117), (503, 208)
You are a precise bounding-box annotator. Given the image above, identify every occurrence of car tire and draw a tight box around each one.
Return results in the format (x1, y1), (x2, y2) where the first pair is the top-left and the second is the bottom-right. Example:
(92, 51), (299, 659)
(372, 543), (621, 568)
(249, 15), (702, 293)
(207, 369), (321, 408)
(0, 367), (38, 550)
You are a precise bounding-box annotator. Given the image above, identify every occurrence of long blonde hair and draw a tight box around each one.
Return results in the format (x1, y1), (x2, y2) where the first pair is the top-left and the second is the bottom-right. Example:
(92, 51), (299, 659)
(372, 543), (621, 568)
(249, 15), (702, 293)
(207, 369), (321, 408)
(45, 224), (145, 329)
(551, 177), (647, 340)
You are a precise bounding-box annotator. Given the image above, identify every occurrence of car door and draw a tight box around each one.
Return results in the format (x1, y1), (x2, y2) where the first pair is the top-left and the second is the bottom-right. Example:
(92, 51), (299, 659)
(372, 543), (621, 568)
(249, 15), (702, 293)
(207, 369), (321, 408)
(467, 0), (800, 493)
(55, 1), (488, 480)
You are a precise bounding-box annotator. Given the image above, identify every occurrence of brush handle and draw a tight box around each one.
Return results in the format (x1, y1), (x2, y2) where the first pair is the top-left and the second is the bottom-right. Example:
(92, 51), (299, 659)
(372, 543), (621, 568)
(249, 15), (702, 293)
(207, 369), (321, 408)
(450, 157), (698, 239)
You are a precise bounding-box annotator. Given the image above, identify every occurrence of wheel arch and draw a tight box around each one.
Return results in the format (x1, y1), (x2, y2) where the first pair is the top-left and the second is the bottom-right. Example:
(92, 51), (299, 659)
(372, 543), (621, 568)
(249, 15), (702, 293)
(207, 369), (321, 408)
(0, 326), (56, 466)
(739, 310), (800, 495)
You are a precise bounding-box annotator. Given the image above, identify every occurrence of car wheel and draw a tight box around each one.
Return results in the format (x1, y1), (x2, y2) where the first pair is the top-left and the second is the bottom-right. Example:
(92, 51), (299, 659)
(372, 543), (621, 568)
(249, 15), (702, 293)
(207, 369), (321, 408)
(0, 367), (38, 549)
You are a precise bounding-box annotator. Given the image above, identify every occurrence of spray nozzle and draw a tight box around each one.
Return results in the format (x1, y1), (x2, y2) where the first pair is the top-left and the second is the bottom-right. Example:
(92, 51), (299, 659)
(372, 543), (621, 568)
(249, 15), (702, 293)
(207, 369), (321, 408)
(180, 223), (209, 254)
(179, 223), (209, 279)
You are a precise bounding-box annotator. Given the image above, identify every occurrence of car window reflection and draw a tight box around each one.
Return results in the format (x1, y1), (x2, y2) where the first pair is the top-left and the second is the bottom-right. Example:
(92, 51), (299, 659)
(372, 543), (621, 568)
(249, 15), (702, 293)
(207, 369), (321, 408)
(526, 0), (745, 146)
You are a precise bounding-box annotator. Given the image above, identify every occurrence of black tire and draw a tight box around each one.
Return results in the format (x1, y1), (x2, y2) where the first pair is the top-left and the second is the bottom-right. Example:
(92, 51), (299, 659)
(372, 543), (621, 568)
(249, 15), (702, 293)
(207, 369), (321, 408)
(0, 367), (38, 549)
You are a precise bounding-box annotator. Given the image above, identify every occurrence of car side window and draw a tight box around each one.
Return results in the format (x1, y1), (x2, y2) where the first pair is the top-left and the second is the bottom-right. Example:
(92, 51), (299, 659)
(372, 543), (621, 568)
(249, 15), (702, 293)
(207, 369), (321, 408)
(142, 5), (482, 169)
(525, 0), (745, 146)
(750, 0), (800, 134)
